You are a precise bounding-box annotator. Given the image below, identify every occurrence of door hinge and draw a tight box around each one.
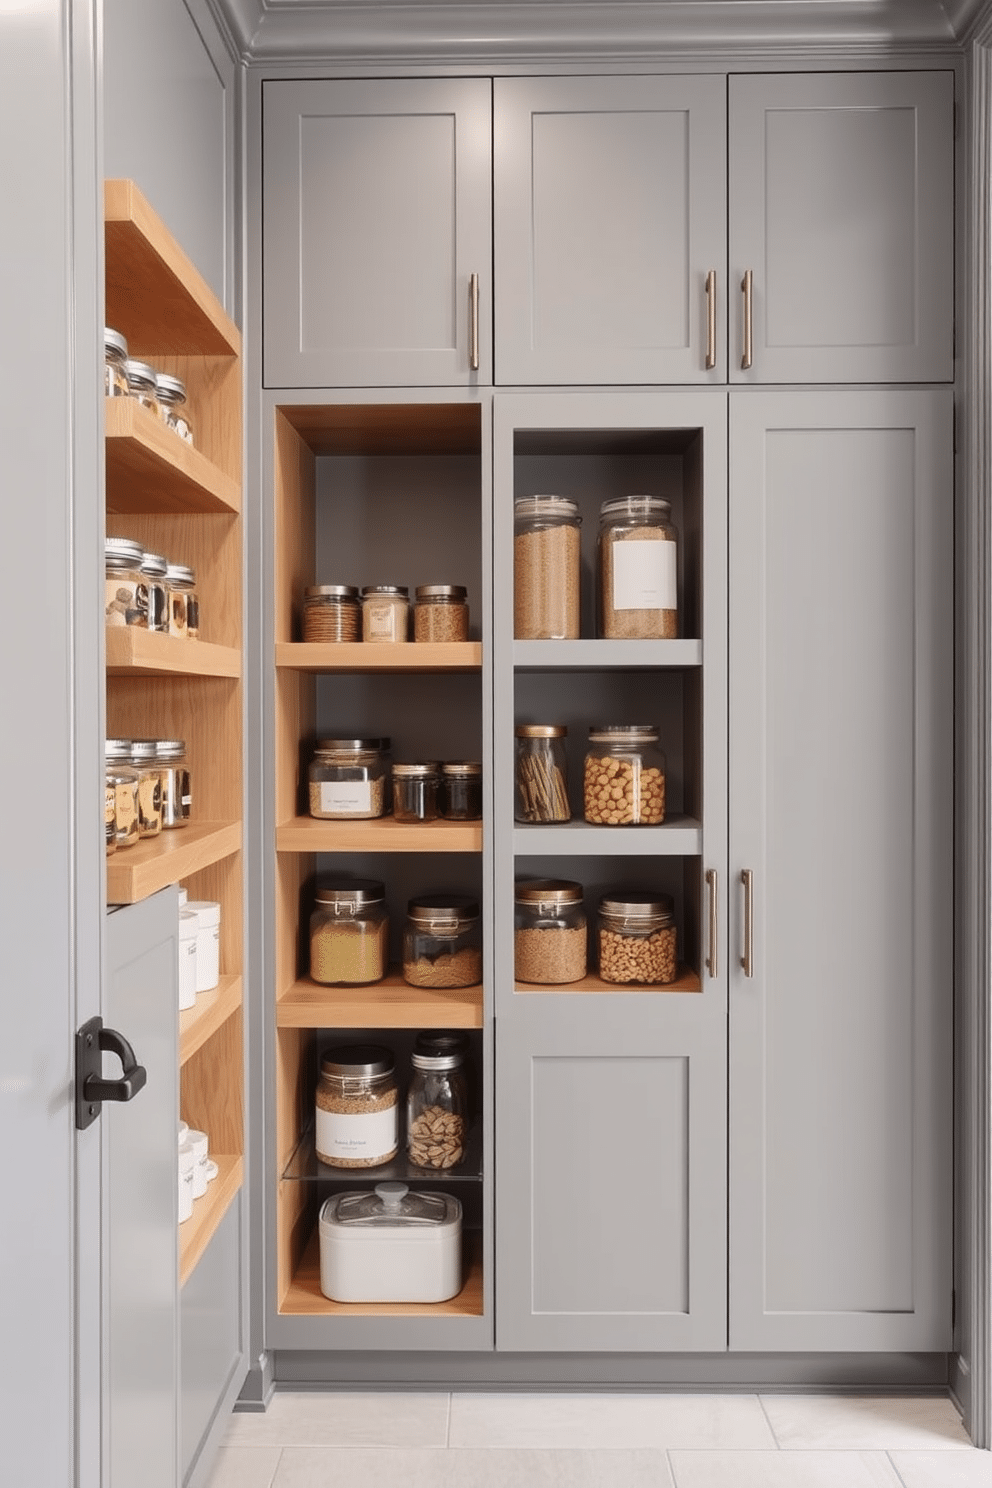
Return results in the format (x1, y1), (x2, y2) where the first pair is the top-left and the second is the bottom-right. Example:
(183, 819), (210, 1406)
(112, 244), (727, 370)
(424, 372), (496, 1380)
(75, 1016), (147, 1131)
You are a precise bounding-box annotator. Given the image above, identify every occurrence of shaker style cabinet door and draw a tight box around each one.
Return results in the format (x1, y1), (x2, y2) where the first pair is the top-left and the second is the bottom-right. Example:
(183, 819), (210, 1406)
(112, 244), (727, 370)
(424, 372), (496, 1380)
(729, 72), (954, 383)
(494, 76), (727, 385)
(728, 389), (953, 1351)
(262, 78), (492, 387)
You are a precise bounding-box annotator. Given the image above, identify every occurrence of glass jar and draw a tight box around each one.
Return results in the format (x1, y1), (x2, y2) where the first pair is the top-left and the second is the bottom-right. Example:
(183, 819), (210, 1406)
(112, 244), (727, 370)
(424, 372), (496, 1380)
(104, 327), (129, 397)
(315, 1043), (398, 1168)
(407, 1033), (469, 1170)
(361, 585), (409, 643)
(302, 584), (360, 643)
(166, 564), (199, 639)
(402, 894), (482, 989)
(597, 890), (679, 986)
(309, 877), (389, 986)
(598, 494), (679, 639)
(308, 737), (391, 819)
(155, 373), (194, 444)
(105, 537), (147, 628)
(514, 879), (587, 984)
(124, 358), (160, 416)
(105, 741), (140, 849)
(105, 778), (117, 856)
(392, 762), (441, 823)
(583, 724), (666, 825)
(514, 494), (582, 640)
(139, 550), (169, 633)
(125, 740), (164, 838)
(413, 585), (469, 643)
(441, 760), (482, 821)
(155, 739), (191, 829)
(515, 724), (570, 822)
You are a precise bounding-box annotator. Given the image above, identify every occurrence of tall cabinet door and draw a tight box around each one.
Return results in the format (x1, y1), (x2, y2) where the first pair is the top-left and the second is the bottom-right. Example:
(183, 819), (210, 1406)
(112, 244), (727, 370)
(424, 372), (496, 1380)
(262, 78), (492, 387)
(494, 76), (727, 385)
(729, 389), (953, 1351)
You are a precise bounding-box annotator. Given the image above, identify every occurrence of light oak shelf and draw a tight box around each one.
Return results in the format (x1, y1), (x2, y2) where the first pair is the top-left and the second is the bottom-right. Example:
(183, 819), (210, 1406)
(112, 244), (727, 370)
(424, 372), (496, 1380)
(513, 816), (703, 856)
(106, 397), (241, 515)
(180, 975), (243, 1066)
(277, 971), (484, 1029)
(106, 624), (241, 678)
(277, 816), (482, 853)
(514, 638), (702, 669)
(179, 1154), (243, 1288)
(107, 821), (242, 905)
(276, 641), (481, 672)
(280, 1229), (484, 1318)
(515, 966), (701, 996)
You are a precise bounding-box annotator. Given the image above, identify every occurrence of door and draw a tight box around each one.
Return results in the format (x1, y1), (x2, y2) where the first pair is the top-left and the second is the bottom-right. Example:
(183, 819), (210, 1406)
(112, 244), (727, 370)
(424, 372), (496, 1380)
(729, 388), (953, 1350)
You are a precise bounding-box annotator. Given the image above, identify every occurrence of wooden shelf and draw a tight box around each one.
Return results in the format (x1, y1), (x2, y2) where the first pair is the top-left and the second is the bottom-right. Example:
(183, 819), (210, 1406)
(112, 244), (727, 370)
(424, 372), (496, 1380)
(107, 821), (241, 905)
(515, 965), (701, 995)
(278, 816), (482, 854)
(277, 970), (483, 1029)
(280, 1227), (484, 1317)
(513, 816), (702, 856)
(179, 1153), (243, 1287)
(276, 641), (481, 672)
(106, 624), (241, 679)
(180, 975), (243, 1065)
(514, 638), (702, 669)
(105, 397), (241, 515)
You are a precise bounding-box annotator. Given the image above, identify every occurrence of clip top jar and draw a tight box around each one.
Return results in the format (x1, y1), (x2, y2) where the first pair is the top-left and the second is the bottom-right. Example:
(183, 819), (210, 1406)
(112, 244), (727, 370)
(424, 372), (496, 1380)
(514, 494), (582, 640)
(392, 762), (441, 823)
(155, 373), (193, 445)
(597, 890), (678, 985)
(413, 585), (469, 643)
(407, 1032), (469, 1170)
(303, 584), (360, 643)
(105, 536), (147, 628)
(402, 893), (482, 989)
(598, 494), (678, 639)
(315, 1043), (398, 1169)
(361, 585), (409, 643)
(308, 737), (391, 820)
(310, 877), (389, 986)
(104, 327), (129, 397)
(441, 761), (482, 820)
(124, 358), (160, 416)
(514, 879), (587, 984)
(583, 724), (666, 825)
(166, 564), (199, 639)
(515, 724), (570, 822)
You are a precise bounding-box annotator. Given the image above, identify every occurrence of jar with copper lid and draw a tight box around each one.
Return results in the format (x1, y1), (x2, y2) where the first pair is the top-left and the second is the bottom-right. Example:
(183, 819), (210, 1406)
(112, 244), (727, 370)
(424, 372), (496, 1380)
(302, 584), (360, 643)
(413, 585), (469, 643)
(441, 761), (482, 820)
(515, 724), (570, 822)
(514, 879), (587, 984)
(402, 894), (482, 989)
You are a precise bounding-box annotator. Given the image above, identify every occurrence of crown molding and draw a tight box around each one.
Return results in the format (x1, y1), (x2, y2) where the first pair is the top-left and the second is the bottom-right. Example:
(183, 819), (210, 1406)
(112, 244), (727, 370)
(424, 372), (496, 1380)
(941, 0), (992, 43)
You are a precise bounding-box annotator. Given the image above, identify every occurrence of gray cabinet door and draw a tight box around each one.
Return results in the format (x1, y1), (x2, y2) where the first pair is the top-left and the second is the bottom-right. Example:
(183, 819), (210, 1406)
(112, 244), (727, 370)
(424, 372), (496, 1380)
(494, 76), (727, 385)
(728, 389), (953, 1351)
(729, 71), (954, 383)
(263, 78), (492, 387)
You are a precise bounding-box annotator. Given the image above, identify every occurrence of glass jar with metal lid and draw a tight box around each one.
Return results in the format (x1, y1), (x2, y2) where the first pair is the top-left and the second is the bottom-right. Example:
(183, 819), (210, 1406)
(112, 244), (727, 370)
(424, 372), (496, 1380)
(302, 584), (360, 643)
(392, 762), (441, 823)
(402, 894), (482, 989)
(310, 877), (389, 986)
(583, 724), (666, 825)
(597, 890), (679, 985)
(125, 740), (164, 838)
(308, 737), (391, 819)
(139, 550), (169, 633)
(515, 724), (570, 822)
(598, 494), (679, 639)
(407, 1031), (470, 1170)
(514, 494), (582, 640)
(105, 537), (147, 628)
(104, 327), (129, 397)
(361, 585), (409, 643)
(104, 778), (117, 856)
(166, 564), (199, 639)
(154, 739), (191, 829)
(105, 740), (140, 850)
(124, 358), (160, 416)
(315, 1042), (398, 1168)
(155, 373), (193, 445)
(441, 760), (482, 821)
(514, 879), (587, 984)
(413, 585), (469, 643)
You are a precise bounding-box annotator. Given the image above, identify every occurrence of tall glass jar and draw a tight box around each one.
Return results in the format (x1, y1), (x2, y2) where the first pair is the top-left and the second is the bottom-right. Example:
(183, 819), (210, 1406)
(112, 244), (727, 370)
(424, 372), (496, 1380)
(514, 495), (582, 639)
(583, 724), (666, 825)
(413, 585), (469, 642)
(597, 890), (679, 985)
(309, 877), (389, 985)
(125, 740), (164, 838)
(308, 737), (391, 819)
(105, 740), (140, 850)
(514, 879), (587, 984)
(155, 373), (194, 444)
(139, 550), (169, 633)
(441, 760), (482, 820)
(124, 358), (160, 416)
(155, 739), (191, 829)
(598, 494), (679, 639)
(105, 537), (147, 628)
(104, 777), (117, 856)
(104, 327), (129, 397)
(361, 585), (409, 642)
(302, 584), (360, 643)
(315, 1043), (398, 1168)
(166, 564), (199, 639)
(515, 724), (570, 822)
(392, 762), (441, 823)
(407, 1033), (469, 1170)
(402, 894), (482, 988)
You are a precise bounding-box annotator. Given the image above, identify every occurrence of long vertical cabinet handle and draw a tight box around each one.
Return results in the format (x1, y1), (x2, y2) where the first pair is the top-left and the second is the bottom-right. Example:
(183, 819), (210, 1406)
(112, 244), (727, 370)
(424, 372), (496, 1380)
(740, 868), (754, 977)
(705, 868), (718, 978)
(740, 269), (753, 370)
(469, 272), (480, 371)
(705, 270), (717, 370)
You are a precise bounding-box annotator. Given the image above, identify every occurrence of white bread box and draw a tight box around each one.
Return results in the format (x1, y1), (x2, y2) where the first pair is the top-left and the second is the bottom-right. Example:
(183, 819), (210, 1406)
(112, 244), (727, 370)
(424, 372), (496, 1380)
(318, 1182), (462, 1303)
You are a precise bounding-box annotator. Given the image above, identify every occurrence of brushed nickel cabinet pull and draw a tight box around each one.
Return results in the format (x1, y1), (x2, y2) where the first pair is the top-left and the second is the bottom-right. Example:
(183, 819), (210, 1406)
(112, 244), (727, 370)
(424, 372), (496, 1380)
(740, 269), (753, 370)
(705, 867), (718, 978)
(469, 272), (480, 372)
(740, 868), (754, 977)
(705, 270), (716, 370)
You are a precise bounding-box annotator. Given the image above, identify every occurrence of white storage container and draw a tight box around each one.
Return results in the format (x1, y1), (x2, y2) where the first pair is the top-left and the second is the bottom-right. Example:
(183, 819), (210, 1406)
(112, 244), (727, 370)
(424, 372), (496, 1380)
(186, 899), (220, 991)
(178, 1139), (195, 1223)
(318, 1182), (462, 1303)
(186, 1128), (210, 1199)
(178, 909), (198, 1010)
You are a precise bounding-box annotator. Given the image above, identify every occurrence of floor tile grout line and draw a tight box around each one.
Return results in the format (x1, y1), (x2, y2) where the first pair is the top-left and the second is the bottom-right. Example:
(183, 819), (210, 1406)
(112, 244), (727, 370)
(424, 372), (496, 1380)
(884, 1449), (911, 1488)
(756, 1392), (782, 1449)
(445, 1391), (452, 1447)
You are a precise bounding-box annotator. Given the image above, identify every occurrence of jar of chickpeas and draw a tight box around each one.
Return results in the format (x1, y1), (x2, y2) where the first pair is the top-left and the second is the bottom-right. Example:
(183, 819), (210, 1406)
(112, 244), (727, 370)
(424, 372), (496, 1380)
(597, 891), (678, 985)
(583, 725), (666, 825)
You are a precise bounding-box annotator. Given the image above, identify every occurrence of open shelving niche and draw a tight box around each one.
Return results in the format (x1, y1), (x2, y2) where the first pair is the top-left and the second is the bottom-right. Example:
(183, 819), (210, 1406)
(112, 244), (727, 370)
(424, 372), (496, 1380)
(270, 393), (493, 1346)
(103, 178), (245, 1284)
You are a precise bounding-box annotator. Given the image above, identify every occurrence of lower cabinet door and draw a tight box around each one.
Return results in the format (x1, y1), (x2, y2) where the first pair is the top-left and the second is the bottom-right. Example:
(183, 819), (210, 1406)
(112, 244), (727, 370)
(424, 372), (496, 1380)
(496, 994), (727, 1351)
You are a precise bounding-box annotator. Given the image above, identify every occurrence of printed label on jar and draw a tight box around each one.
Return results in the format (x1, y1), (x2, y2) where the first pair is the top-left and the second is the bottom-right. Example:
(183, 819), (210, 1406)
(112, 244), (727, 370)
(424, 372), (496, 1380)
(319, 780), (373, 815)
(315, 1106), (397, 1163)
(611, 540), (677, 611)
(365, 603), (401, 641)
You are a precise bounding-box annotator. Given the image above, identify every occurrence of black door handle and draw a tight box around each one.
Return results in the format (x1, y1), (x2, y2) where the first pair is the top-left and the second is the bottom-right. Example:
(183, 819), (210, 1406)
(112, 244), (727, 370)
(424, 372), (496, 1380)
(75, 1016), (148, 1130)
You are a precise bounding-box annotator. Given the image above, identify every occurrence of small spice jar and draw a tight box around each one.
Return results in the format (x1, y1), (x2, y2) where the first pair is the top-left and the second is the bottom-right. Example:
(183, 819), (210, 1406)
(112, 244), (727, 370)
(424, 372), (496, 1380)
(413, 585), (469, 643)
(514, 495), (582, 640)
(515, 724), (570, 822)
(361, 585), (409, 643)
(105, 536), (147, 628)
(124, 358), (160, 416)
(166, 564), (199, 639)
(308, 737), (391, 820)
(302, 584), (360, 643)
(105, 778), (117, 856)
(441, 760), (483, 821)
(315, 1043), (398, 1169)
(310, 877), (389, 986)
(407, 1031), (470, 1170)
(104, 327), (129, 397)
(125, 740), (164, 838)
(155, 373), (194, 445)
(597, 890), (679, 985)
(392, 762), (441, 823)
(583, 725), (666, 825)
(139, 550), (169, 633)
(402, 894), (482, 989)
(514, 879), (587, 984)
(598, 494), (679, 639)
(105, 741), (140, 850)
(155, 739), (191, 829)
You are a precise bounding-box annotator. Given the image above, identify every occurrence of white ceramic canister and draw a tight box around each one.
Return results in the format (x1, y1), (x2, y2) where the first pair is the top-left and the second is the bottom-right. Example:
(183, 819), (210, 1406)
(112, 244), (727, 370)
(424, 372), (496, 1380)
(186, 899), (220, 992)
(178, 1139), (195, 1223)
(318, 1183), (462, 1303)
(178, 909), (198, 1010)
(186, 1128), (210, 1199)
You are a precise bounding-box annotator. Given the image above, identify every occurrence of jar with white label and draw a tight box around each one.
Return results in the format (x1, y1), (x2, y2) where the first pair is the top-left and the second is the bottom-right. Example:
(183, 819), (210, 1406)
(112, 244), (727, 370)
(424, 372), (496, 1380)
(308, 737), (391, 819)
(124, 358), (160, 417)
(155, 373), (194, 445)
(105, 740), (140, 849)
(316, 1044), (398, 1169)
(361, 585), (409, 643)
(166, 564), (199, 639)
(104, 327), (129, 397)
(597, 495), (678, 639)
(155, 739), (191, 828)
(105, 537), (147, 628)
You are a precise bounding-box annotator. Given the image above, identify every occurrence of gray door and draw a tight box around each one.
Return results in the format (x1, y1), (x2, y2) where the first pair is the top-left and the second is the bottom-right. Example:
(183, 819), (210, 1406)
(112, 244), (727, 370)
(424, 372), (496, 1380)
(728, 388), (953, 1350)
(263, 77), (492, 387)
(729, 71), (954, 383)
(494, 75), (727, 385)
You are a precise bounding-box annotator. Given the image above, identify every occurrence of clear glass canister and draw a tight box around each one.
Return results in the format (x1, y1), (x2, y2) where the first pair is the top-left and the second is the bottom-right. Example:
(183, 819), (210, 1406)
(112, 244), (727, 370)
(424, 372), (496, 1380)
(155, 373), (194, 445)
(514, 494), (582, 640)
(309, 877), (389, 986)
(125, 740), (164, 838)
(392, 763), (441, 823)
(155, 739), (191, 829)
(308, 737), (391, 819)
(105, 537), (147, 628)
(361, 585), (409, 643)
(302, 584), (360, 643)
(407, 1032), (470, 1170)
(104, 327), (129, 397)
(105, 777), (117, 856)
(105, 740), (139, 849)
(583, 724), (666, 825)
(413, 585), (469, 643)
(139, 550), (169, 633)
(515, 724), (570, 822)
(598, 494), (679, 639)
(597, 890), (679, 985)
(441, 760), (482, 821)
(166, 563), (199, 639)
(124, 358), (160, 416)
(402, 894), (482, 989)
(315, 1042), (398, 1168)
(514, 879), (587, 984)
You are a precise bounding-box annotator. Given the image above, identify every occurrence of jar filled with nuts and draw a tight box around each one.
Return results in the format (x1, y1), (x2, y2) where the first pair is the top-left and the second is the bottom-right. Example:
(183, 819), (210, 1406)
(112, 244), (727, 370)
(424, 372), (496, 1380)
(514, 495), (582, 640)
(597, 891), (679, 985)
(407, 1032), (469, 1171)
(308, 737), (391, 819)
(105, 537), (147, 628)
(598, 494), (678, 639)
(402, 894), (482, 988)
(583, 725), (666, 825)
(316, 1043), (398, 1169)
(514, 879), (587, 984)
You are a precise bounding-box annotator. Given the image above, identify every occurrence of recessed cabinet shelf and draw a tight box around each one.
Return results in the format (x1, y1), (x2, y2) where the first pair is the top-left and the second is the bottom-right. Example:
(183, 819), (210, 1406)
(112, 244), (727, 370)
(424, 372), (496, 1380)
(514, 639), (702, 670)
(106, 398), (241, 515)
(179, 1154), (243, 1287)
(276, 971), (484, 1029)
(283, 1122), (483, 1183)
(106, 822), (241, 905)
(106, 625), (241, 679)
(516, 967), (701, 995)
(513, 817), (702, 856)
(276, 642), (481, 673)
(277, 817), (482, 854)
(280, 1230), (484, 1318)
(179, 975), (243, 1065)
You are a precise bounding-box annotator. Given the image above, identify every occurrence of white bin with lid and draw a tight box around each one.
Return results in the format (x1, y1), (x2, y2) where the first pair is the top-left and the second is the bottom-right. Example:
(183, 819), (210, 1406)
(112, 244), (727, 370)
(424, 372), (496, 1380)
(178, 909), (198, 1010)
(318, 1182), (462, 1303)
(186, 899), (220, 991)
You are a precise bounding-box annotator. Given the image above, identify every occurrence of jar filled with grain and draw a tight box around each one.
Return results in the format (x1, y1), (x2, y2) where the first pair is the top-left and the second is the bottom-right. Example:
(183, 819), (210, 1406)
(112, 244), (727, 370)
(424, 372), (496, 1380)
(302, 584), (360, 643)
(104, 327), (129, 397)
(166, 564), (199, 639)
(315, 1043), (398, 1168)
(361, 585), (409, 643)
(441, 760), (483, 821)
(597, 891), (679, 985)
(124, 358), (160, 417)
(139, 550), (169, 633)
(154, 739), (191, 829)
(583, 725), (666, 825)
(125, 740), (165, 838)
(310, 878), (389, 986)
(155, 373), (194, 445)
(308, 737), (391, 819)
(515, 724), (570, 822)
(598, 495), (678, 639)
(514, 879), (587, 984)
(403, 895), (482, 988)
(105, 741), (140, 850)
(514, 495), (582, 640)
(392, 762), (441, 823)
(407, 1032), (469, 1170)
(413, 585), (469, 643)
(105, 537), (147, 628)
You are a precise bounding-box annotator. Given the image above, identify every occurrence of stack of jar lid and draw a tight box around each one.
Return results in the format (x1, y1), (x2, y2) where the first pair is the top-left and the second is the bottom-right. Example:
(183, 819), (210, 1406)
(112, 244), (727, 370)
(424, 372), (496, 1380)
(105, 738), (191, 856)
(104, 326), (194, 446)
(514, 879), (679, 987)
(308, 878), (482, 992)
(105, 536), (199, 638)
(514, 721), (666, 825)
(302, 583), (469, 644)
(308, 737), (482, 823)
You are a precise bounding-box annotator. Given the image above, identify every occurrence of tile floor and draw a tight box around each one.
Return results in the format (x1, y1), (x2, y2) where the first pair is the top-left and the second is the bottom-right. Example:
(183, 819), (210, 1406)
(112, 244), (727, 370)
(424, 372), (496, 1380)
(207, 1391), (991, 1487)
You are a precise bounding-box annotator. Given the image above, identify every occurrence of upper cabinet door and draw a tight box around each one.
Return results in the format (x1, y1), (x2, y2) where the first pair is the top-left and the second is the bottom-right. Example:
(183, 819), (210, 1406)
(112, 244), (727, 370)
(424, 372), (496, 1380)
(263, 78), (492, 387)
(494, 75), (727, 385)
(729, 71), (954, 383)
